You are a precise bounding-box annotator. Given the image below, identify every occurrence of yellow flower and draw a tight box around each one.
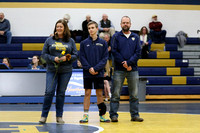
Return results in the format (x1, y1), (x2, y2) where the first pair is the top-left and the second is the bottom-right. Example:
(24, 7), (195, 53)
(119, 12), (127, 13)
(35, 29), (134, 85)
(61, 51), (65, 55)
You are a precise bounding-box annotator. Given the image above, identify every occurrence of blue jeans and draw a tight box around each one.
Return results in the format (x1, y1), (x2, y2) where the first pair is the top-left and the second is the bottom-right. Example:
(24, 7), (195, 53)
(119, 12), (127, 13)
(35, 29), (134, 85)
(5, 31), (12, 44)
(41, 71), (72, 117)
(109, 70), (139, 118)
(150, 30), (166, 43)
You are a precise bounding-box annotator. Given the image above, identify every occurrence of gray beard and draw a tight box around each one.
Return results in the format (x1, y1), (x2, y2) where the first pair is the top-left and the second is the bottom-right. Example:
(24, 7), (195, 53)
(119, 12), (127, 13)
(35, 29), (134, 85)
(0, 18), (4, 22)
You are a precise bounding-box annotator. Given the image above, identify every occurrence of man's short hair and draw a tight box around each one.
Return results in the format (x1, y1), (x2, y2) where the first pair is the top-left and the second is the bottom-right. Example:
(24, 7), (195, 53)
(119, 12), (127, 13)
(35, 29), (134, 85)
(87, 21), (98, 28)
(121, 16), (131, 23)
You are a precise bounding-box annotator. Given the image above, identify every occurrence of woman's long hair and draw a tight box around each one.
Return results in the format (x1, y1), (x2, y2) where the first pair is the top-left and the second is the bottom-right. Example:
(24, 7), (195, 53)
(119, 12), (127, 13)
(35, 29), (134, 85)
(31, 55), (42, 66)
(3, 57), (13, 69)
(53, 19), (71, 42)
(139, 26), (149, 35)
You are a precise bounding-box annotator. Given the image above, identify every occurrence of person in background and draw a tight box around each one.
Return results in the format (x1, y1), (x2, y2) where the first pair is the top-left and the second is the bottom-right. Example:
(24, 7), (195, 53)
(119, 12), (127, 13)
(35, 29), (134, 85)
(27, 55), (44, 70)
(103, 33), (112, 102)
(82, 15), (92, 40)
(98, 14), (115, 39)
(149, 15), (166, 43)
(0, 12), (12, 44)
(109, 16), (143, 122)
(2, 57), (13, 69)
(139, 26), (152, 59)
(79, 21), (110, 123)
(39, 19), (77, 124)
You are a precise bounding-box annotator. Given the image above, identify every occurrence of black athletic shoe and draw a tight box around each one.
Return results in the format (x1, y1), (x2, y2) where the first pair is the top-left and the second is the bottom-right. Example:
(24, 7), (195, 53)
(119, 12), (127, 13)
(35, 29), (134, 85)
(111, 116), (118, 122)
(131, 116), (144, 122)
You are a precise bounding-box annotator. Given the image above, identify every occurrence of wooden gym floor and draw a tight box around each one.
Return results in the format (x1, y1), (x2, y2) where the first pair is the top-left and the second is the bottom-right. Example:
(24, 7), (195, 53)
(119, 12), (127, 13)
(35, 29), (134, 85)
(0, 101), (200, 133)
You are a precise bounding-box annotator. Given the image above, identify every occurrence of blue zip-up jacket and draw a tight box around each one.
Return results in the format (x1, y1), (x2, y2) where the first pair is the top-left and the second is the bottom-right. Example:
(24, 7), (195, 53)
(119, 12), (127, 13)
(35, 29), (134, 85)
(111, 31), (141, 71)
(80, 36), (108, 78)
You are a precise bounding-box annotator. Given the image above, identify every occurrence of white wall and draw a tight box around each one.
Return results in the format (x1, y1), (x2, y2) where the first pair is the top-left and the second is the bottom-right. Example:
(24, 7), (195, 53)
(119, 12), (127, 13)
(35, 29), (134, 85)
(1, 8), (200, 37)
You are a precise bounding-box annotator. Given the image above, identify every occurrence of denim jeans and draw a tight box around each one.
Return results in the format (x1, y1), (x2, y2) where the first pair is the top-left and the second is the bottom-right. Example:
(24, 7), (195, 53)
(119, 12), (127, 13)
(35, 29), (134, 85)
(5, 31), (12, 44)
(109, 70), (139, 118)
(41, 71), (72, 117)
(150, 30), (166, 43)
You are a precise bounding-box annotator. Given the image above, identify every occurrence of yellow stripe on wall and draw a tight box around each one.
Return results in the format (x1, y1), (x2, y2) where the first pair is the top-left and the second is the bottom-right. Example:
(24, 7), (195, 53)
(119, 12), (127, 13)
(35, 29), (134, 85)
(172, 76), (186, 85)
(138, 59), (175, 67)
(23, 43), (44, 51)
(167, 67), (181, 75)
(0, 2), (200, 10)
(157, 51), (170, 58)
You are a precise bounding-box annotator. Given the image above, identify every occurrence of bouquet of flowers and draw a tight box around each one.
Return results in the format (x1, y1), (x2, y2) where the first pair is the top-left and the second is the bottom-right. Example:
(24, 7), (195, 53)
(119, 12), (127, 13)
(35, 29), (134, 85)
(53, 50), (71, 70)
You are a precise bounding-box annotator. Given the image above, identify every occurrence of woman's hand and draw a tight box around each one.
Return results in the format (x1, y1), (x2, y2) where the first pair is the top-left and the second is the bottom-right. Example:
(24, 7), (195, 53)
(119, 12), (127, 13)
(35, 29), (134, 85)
(60, 56), (67, 62)
(54, 57), (60, 63)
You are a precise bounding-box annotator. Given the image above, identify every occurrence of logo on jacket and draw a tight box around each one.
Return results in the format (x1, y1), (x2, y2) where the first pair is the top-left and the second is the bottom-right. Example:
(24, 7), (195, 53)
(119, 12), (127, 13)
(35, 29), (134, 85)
(132, 37), (135, 41)
(87, 44), (90, 47)
(96, 43), (103, 46)
(52, 42), (68, 51)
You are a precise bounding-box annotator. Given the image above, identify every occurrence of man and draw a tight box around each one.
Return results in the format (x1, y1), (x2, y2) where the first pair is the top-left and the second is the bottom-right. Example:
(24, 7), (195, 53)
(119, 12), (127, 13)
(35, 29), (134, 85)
(79, 21), (110, 123)
(149, 15), (166, 43)
(98, 14), (115, 39)
(0, 12), (12, 44)
(82, 15), (92, 40)
(109, 16), (143, 122)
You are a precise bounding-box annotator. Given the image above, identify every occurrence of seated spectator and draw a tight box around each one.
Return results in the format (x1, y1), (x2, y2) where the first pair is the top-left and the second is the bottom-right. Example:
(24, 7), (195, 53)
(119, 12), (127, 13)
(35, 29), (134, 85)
(0, 12), (12, 44)
(103, 33), (112, 60)
(2, 57), (13, 69)
(27, 56), (44, 70)
(149, 15), (166, 43)
(139, 26), (152, 59)
(98, 14), (115, 39)
(63, 14), (73, 31)
(82, 15), (92, 40)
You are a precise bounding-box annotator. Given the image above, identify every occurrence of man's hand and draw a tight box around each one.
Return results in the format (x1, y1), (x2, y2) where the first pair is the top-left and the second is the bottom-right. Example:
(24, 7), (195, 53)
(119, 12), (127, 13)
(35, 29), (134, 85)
(108, 46), (111, 52)
(122, 61), (128, 68)
(127, 66), (132, 71)
(54, 57), (60, 63)
(103, 28), (109, 32)
(0, 31), (4, 35)
(89, 67), (98, 75)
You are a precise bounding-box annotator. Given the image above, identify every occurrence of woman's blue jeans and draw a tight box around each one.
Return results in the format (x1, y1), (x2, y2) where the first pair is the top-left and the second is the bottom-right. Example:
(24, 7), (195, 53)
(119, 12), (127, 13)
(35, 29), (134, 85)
(41, 71), (72, 117)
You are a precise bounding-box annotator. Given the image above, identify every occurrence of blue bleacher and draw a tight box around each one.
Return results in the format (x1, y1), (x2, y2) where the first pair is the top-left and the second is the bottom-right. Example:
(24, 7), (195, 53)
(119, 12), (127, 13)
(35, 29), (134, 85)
(146, 86), (200, 95)
(0, 51), (42, 58)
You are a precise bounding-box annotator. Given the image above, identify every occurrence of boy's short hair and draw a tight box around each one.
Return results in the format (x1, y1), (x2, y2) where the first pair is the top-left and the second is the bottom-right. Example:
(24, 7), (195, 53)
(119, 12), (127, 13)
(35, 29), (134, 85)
(87, 21), (98, 28)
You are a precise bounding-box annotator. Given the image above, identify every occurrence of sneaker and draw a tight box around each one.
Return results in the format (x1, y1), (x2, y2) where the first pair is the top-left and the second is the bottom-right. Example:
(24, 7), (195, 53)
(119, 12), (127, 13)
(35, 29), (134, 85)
(39, 117), (47, 124)
(100, 115), (110, 123)
(79, 114), (88, 123)
(111, 116), (118, 122)
(56, 117), (65, 124)
(131, 116), (144, 122)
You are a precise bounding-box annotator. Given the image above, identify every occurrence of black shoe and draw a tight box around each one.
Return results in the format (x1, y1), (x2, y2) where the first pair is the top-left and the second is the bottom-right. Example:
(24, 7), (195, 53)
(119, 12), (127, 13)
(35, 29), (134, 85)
(111, 116), (118, 122)
(131, 116), (144, 122)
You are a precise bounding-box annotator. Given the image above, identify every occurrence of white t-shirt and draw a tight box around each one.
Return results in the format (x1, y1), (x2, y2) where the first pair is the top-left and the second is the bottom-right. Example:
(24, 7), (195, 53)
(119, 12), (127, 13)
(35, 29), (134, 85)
(123, 33), (131, 38)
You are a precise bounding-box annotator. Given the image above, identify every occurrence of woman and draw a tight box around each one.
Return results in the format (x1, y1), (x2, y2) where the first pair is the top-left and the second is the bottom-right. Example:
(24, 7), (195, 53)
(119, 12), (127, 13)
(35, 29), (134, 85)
(2, 57), (13, 69)
(27, 55), (43, 70)
(139, 26), (152, 59)
(39, 19), (78, 124)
